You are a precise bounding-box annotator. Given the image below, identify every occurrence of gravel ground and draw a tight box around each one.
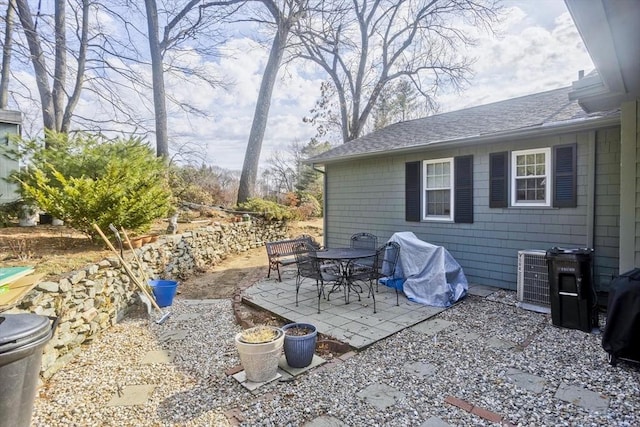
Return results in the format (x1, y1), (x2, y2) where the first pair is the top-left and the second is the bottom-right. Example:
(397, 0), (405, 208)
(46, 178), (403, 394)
(33, 292), (640, 426)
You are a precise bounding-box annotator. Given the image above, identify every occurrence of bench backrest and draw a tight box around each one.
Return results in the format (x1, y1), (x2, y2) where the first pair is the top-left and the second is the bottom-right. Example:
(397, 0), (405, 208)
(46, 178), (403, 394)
(266, 236), (315, 258)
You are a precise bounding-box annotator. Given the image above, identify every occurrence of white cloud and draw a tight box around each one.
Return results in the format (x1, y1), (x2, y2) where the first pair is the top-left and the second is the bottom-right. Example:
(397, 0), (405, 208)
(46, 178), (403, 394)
(437, 7), (593, 112)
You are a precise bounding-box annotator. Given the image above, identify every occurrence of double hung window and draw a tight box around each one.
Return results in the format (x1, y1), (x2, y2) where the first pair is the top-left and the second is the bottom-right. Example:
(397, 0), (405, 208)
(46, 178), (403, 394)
(511, 148), (551, 207)
(423, 158), (453, 220)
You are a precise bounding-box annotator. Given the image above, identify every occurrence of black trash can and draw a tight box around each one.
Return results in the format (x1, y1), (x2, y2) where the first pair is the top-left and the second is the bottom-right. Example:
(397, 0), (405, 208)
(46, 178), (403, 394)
(0, 314), (56, 427)
(545, 247), (597, 332)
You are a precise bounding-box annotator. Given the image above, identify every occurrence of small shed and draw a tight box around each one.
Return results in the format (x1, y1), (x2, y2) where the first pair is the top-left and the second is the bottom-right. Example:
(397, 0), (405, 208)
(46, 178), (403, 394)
(0, 109), (22, 204)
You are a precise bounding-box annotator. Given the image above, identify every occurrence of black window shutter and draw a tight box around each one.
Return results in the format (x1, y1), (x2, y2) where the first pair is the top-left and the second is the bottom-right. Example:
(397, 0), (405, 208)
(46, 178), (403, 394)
(454, 155), (473, 223)
(405, 161), (421, 222)
(553, 144), (577, 208)
(489, 152), (508, 208)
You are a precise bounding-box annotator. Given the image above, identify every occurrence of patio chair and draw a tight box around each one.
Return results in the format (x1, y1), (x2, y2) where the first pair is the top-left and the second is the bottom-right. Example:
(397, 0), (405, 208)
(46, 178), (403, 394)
(371, 241), (402, 305)
(294, 242), (341, 314)
(350, 232), (378, 250)
(346, 250), (380, 313)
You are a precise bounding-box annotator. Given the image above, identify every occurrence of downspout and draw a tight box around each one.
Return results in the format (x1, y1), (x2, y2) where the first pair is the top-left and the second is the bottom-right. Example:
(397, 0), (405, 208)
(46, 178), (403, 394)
(312, 164), (326, 247)
(586, 131), (596, 250)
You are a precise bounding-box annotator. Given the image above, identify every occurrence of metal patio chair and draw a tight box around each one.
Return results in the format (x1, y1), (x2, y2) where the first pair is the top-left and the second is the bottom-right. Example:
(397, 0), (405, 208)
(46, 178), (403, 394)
(294, 242), (340, 314)
(350, 232), (378, 250)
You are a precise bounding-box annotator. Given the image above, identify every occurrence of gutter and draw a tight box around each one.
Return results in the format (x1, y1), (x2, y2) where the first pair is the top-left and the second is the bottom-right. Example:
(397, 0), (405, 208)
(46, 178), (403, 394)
(308, 114), (620, 166)
(311, 164), (327, 248)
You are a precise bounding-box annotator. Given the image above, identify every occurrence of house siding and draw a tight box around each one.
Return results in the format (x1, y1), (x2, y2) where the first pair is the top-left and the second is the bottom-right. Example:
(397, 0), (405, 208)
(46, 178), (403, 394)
(0, 121), (20, 204)
(325, 127), (620, 291)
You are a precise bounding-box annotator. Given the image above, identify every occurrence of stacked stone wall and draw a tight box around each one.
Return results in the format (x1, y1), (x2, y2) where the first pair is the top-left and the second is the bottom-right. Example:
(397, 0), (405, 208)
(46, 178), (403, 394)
(6, 219), (287, 378)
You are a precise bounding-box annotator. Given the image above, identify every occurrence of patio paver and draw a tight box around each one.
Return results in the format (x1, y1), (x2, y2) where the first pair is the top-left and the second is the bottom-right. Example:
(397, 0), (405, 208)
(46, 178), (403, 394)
(243, 276), (460, 350)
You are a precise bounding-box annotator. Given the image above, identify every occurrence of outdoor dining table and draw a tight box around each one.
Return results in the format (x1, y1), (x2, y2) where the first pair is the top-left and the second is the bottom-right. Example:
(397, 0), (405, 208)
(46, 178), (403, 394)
(310, 248), (376, 304)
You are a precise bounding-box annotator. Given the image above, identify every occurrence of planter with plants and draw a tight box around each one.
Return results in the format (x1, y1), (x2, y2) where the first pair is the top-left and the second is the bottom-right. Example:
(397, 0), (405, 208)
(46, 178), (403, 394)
(282, 322), (317, 368)
(234, 325), (284, 382)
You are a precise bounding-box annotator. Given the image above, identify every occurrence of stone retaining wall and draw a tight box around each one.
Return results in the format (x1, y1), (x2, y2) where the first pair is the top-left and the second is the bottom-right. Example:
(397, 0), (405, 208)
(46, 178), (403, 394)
(6, 219), (287, 378)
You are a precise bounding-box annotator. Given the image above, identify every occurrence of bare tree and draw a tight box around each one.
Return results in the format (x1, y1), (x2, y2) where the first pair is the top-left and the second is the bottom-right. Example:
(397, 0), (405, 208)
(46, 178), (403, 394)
(142, 0), (232, 158)
(14, 0), (89, 139)
(294, 0), (502, 142)
(236, 0), (311, 204)
(0, 0), (15, 108)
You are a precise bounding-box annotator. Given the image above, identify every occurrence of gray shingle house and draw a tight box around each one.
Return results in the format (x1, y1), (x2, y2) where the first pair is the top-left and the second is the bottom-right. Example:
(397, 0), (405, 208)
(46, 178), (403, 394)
(0, 109), (22, 204)
(308, 0), (639, 292)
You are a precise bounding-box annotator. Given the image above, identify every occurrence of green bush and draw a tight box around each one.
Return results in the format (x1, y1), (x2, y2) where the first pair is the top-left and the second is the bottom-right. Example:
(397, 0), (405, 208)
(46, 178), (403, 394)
(12, 132), (173, 238)
(236, 198), (296, 221)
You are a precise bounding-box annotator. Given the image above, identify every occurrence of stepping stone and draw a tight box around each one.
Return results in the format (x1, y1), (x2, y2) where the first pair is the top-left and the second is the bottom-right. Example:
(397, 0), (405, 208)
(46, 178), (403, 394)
(486, 337), (516, 350)
(158, 329), (188, 343)
(303, 415), (348, 427)
(278, 354), (326, 376)
(411, 319), (455, 336)
(356, 383), (405, 410)
(231, 370), (282, 392)
(141, 350), (175, 364)
(420, 416), (451, 427)
(467, 285), (497, 297)
(555, 382), (609, 413)
(404, 361), (438, 379)
(107, 384), (156, 406)
(172, 313), (201, 321)
(447, 329), (480, 342)
(506, 368), (546, 394)
(182, 299), (219, 305)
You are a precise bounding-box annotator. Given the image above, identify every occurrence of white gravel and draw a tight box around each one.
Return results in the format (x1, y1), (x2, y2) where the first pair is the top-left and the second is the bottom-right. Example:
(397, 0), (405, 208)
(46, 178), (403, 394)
(32, 292), (640, 426)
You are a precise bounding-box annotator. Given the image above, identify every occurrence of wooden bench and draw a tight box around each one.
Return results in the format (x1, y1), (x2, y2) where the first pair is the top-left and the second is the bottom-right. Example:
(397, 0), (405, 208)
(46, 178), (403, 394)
(265, 235), (320, 282)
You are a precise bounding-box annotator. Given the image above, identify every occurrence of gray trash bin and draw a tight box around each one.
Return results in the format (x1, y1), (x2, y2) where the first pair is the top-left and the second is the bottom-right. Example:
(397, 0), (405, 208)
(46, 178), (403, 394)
(0, 314), (56, 427)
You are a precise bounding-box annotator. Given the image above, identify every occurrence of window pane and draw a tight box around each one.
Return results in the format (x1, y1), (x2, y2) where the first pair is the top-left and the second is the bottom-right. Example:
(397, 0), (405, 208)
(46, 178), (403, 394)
(435, 163), (442, 175)
(443, 162), (450, 175)
(536, 153), (545, 164)
(515, 177), (546, 202)
(526, 154), (535, 164)
(536, 165), (545, 175)
(517, 166), (525, 176)
(516, 155), (525, 166)
(427, 163), (434, 175)
(526, 165), (535, 175)
(425, 189), (450, 216)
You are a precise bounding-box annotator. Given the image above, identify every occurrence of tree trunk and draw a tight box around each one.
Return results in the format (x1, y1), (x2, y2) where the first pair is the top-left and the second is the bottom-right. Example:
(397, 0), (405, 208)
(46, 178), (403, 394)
(61, 0), (89, 133)
(52, 0), (65, 130)
(144, 0), (169, 158)
(237, 24), (289, 204)
(15, 0), (55, 134)
(0, 0), (15, 109)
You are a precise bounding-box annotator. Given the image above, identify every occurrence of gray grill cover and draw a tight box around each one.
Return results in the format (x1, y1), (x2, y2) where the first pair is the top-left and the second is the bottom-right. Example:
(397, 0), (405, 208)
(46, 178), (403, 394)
(388, 232), (468, 307)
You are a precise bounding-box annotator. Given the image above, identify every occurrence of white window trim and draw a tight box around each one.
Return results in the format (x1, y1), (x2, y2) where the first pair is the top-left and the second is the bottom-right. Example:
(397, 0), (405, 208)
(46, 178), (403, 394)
(511, 147), (551, 207)
(422, 157), (454, 221)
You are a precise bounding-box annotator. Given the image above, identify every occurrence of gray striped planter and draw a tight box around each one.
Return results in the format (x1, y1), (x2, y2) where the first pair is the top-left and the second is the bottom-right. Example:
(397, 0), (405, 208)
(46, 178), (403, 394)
(282, 323), (317, 368)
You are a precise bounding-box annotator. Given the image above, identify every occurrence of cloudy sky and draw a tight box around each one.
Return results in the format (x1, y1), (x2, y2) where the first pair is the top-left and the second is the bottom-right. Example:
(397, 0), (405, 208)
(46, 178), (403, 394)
(12, 1), (594, 172)
(187, 0), (594, 171)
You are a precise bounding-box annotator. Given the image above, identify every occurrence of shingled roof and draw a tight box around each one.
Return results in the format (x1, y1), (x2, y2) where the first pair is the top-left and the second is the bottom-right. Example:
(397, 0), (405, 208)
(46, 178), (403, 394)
(309, 86), (619, 164)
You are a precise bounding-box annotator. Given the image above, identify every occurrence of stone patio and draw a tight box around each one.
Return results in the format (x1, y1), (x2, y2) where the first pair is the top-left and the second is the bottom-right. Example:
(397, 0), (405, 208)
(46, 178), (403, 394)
(242, 271), (495, 350)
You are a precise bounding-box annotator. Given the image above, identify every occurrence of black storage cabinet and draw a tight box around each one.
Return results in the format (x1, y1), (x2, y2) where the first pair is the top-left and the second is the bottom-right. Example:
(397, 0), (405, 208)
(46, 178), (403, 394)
(545, 248), (597, 332)
(0, 314), (55, 427)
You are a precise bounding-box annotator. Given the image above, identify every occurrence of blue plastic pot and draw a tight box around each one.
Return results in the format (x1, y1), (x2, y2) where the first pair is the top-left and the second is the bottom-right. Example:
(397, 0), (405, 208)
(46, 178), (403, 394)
(282, 322), (317, 368)
(148, 280), (178, 308)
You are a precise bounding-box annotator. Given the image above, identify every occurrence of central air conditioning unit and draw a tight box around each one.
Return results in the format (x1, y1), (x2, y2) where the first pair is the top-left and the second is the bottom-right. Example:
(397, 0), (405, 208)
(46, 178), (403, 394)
(517, 250), (551, 313)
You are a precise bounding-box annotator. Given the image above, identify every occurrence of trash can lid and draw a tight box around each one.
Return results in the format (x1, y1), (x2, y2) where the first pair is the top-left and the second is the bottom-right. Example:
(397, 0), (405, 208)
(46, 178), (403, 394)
(546, 247), (594, 256)
(0, 314), (52, 354)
